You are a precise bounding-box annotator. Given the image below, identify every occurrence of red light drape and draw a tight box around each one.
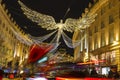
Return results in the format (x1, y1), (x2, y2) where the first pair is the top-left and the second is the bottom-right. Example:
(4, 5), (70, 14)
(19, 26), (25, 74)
(28, 44), (53, 63)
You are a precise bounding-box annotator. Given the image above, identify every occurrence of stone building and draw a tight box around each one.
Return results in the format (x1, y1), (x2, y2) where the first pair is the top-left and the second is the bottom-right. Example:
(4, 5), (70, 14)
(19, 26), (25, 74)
(0, 1), (32, 69)
(73, 0), (120, 74)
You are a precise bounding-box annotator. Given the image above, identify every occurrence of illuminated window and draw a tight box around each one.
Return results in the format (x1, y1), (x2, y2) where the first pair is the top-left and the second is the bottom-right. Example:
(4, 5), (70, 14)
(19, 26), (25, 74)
(110, 51), (116, 63)
(106, 52), (111, 64)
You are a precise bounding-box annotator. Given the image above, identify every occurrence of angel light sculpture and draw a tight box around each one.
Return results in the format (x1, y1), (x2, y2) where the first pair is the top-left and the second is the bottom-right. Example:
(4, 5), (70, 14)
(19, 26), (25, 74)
(18, 0), (97, 48)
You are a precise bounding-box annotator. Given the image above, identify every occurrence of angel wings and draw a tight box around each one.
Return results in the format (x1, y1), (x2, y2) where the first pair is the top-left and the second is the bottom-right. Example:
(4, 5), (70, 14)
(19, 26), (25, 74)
(18, 0), (97, 33)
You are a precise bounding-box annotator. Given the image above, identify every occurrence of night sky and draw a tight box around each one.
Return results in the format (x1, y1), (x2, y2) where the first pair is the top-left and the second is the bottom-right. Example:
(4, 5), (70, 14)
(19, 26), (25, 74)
(2, 0), (93, 55)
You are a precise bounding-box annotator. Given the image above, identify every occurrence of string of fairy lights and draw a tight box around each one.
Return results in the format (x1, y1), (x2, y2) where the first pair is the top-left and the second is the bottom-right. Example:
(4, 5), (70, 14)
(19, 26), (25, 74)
(17, 0), (97, 49)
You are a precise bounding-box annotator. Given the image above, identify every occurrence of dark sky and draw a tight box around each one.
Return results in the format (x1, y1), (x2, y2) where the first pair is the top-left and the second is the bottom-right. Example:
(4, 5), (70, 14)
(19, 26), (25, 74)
(2, 0), (93, 55)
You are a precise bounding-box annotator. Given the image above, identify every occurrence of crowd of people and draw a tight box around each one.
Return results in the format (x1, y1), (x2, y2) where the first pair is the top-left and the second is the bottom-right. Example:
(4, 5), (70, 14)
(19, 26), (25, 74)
(0, 68), (27, 80)
(0, 66), (120, 80)
(90, 66), (120, 79)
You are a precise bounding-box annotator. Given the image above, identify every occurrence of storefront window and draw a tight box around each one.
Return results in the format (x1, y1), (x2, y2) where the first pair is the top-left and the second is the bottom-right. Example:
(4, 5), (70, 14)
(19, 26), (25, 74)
(106, 52), (111, 65)
(110, 51), (116, 63)
(102, 67), (110, 76)
(106, 51), (116, 65)
(101, 53), (105, 60)
(99, 53), (106, 66)
(94, 55), (98, 65)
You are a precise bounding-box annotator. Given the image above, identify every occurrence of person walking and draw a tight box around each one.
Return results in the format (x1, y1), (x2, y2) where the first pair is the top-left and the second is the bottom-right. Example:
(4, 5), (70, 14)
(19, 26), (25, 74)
(108, 66), (119, 79)
(90, 67), (98, 77)
(0, 69), (4, 80)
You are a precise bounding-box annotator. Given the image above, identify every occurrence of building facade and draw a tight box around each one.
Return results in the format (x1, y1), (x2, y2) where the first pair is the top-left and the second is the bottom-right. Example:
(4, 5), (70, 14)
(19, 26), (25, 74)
(0, 2), (31, 70)
(73, 0), (120, 73)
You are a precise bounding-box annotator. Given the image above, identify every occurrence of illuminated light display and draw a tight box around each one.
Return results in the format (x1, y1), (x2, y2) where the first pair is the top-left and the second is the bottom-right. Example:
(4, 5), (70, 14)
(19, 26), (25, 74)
(26, 77), (47, 80)
(18, 0), (97, 49)
(37, 57), (48, 63)
(56, 77), (112, 80)
(28, 44), (53, 63)
(77, 60), (105, 65)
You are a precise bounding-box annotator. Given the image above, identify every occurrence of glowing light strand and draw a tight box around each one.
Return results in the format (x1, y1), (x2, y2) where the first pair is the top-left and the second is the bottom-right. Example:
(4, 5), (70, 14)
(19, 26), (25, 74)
(18, 0), (97, 48)
(18, 0), (97, 32)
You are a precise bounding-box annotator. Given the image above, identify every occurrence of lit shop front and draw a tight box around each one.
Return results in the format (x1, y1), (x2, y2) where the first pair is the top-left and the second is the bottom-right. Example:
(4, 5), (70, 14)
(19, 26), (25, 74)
(90, 50), (120, 76)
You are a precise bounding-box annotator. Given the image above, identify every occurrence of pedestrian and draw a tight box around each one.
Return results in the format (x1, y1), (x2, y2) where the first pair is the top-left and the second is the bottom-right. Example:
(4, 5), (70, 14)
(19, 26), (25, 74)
(118, 71), (120, 76)
(90, 67), (98, 77)
(83, 69), (90, 77)
(108, 66), (119, 79)
(8, 73), (14, 79)
(0, 69), (4, 80)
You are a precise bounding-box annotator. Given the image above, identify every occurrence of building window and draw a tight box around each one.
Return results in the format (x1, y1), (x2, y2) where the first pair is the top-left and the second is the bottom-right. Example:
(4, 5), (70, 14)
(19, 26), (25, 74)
(101, 32), (105, 47)
(89, 38), (92, 51)
(3, 23), (5, 27)
(83, 39), (85, 50)
(94, 36), (98, 49)
(6, 27), (8, 31)
(109, 26), (114, 43)
(109, 2), (113, 9)
(109, 15), (114, 24)
(119, 20), (120, 40)
(89, 30), (92, 36)
(119, 8), (120, 19)
(94, 26), (98, 33)
(0, 19), (1, 24)
(101, 8), (105, 15)
(101, 22), (105, 29)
